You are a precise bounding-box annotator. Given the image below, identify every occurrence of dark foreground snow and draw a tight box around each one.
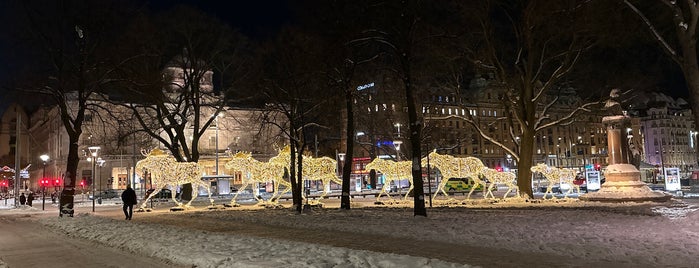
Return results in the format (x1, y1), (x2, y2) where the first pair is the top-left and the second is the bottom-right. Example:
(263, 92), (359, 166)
(3, 197), (698, 267)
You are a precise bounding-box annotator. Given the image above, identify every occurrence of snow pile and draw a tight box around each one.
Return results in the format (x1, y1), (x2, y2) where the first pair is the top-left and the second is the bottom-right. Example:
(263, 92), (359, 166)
(39, 212), (470, 268)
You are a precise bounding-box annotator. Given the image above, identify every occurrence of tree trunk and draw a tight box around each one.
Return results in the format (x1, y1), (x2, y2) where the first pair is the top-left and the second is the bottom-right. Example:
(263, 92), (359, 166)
(296, 146), (305, 212)
(680, 46), (699, 168)
(289, 141), (301, 212)
(59, 133), (81, 217)
(404, 81), (427, 217)
(517, 130), (535, 199)
(340, 89), (354, 209)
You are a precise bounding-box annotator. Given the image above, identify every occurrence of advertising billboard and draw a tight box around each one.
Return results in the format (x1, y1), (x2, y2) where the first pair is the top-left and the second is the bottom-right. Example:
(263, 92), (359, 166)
(664, 168), (681, 191)
(585, 170), (601, 191)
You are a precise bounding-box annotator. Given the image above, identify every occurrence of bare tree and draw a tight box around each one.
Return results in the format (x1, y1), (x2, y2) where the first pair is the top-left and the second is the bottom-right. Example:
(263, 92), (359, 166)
(450, 1), (603, 198)
(9, 0), (136, 216)
(296, 0), (381, 209)
(623, 0), (699, 135)
(257, 28), (333, 213)
(364, 0), (457, 217)
(109, 6), (252, 163)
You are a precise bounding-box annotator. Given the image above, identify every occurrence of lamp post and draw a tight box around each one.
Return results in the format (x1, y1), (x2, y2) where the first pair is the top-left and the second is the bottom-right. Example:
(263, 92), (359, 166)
(87, 146), (100, 212)
(394, 123), (402, 138)
(40, 154), (49, 211)
(426, 152), (433, 208)
(338, 153), (345, 193)
(393, 140), (403, 192)
(506, 154), (512, 172)
(213, 113), (223, 176)
(215, 115), (219, 175)
(97, 157), (105, 201)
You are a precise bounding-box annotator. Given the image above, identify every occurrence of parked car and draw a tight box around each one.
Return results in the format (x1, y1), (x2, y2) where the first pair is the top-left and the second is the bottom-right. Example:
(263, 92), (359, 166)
(145, 188), (172, 199)
(88, 189), (119, 200)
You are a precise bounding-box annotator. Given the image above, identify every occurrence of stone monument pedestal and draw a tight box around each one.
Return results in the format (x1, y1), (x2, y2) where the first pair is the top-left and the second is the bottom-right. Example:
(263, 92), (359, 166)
(580, 164), (670, 202)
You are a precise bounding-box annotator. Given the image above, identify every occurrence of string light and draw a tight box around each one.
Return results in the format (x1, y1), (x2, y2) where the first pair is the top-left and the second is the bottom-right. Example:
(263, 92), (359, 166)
(530, 163), (579, 199)
(269, 146), (340, 201)
(135, 149), (213, 209)
(224, 151), (290, 206)
(365, 158), (413, 201)
(480, 168), (518, 199)
(422, 151), (488, 200)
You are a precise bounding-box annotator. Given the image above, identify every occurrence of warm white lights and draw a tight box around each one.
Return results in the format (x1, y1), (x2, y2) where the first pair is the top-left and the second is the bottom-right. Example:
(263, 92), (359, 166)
(422, 151), (488, 200)
(136, 149), (213, 209)
(269, 146), (340, 201)
(224, 151), (290, 206)
(365, 158), (412, 201)
(530, 163), (579, 199)
(480, 168), (518, 199)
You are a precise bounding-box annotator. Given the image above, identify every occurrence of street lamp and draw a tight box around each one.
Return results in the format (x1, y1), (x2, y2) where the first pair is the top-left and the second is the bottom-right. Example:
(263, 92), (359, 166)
(96, 157), (105, 202)
(505, 154), (512, 172)
(40, 154), (49, 211)
(214, 113), (224, 176)
(394, 123), (402, 138)
(337, 153), (346, 177)
(87, 146), (100, 212)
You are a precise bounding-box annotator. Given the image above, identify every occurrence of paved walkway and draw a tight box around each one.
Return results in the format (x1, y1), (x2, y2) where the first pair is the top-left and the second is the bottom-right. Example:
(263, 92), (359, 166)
(0, 210), (181, 268)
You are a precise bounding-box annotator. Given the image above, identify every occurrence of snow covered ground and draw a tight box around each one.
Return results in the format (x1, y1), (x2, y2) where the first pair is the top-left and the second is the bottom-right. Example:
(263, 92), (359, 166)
(2, 195), (699, 267)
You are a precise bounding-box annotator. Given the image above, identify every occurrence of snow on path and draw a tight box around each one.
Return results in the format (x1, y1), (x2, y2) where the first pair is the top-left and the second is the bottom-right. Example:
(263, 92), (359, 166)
(15, 197), (699, 268)
(38, 213), (470, 268)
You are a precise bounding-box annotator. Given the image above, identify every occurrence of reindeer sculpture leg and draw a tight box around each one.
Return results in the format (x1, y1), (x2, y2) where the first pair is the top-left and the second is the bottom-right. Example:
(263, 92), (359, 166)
(503, 182), (517, 199)
(276, 180), (292, 202)
(562, 185), (572, 198)
(484, 183), (496, 199)
(268, 181), (280, 203)
(202, 182), (214, 206)
(402, 180), (413, 201)
(543, 185), (556, 199)
(466, 178), (479, 200)
(376, 182), (391, 202)
(433, 180), (449, 201)
(317, 179), (330, 200)
(183, 185), (199, 208)
(139, 188), (162, 210)
(171, 187), (187, 208)
(230, 182), (250, 206)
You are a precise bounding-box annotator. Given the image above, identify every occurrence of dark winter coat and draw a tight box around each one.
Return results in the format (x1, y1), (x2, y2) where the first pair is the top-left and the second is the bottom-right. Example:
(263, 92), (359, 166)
(121, 188), (138, 205)
(19, 194), (26, 205)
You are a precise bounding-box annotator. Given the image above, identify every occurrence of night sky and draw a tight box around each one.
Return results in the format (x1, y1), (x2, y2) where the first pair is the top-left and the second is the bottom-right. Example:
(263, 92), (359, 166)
(147, 0), (292, 39)
(0, 0), (691, 109)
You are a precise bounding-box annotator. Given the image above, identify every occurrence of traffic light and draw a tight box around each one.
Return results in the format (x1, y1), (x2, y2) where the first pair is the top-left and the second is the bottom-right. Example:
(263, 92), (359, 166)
(595, 164), (601, 171)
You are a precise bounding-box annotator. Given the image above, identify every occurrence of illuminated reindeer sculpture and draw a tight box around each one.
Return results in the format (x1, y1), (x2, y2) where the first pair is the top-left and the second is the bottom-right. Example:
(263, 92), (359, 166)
(365, 158), (413, 201)
(135, 149), (213, 209)
(422, 151), (487, 200)
(480, 167), (518, 199)
(269, 146), (340, 200)
(224, 151), (291, 206)
(530, 163), (579, 199)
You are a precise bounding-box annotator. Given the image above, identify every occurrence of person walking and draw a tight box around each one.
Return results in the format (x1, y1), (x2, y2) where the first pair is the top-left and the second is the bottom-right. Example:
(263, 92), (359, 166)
(27, 192), (34, 207)
(19, 193), (26, 205)
(121, 185), (137, 220)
